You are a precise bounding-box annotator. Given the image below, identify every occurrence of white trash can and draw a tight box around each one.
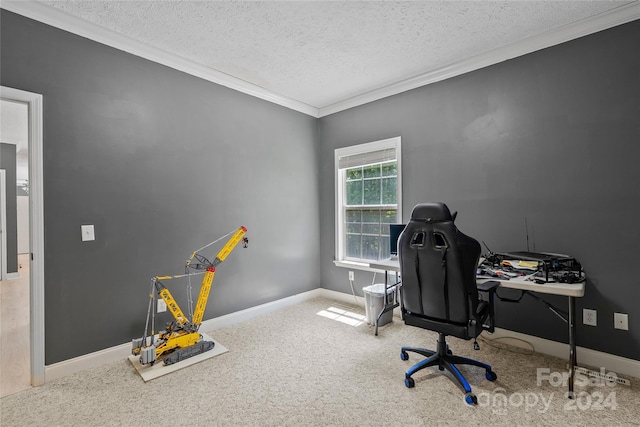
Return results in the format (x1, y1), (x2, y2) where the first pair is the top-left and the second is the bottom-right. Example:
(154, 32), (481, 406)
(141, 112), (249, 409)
(362, 283), (395, 327)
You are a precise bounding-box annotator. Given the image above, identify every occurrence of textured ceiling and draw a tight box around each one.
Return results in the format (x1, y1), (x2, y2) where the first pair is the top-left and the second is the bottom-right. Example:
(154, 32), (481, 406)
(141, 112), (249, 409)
(24, 1), (640, 110)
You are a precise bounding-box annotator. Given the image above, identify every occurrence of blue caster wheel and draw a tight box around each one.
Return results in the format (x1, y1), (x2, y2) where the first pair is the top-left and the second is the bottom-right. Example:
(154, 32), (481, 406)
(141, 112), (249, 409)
(400, 351), (409, 361)
(405, 377), (415, 388)
(465, 392), (477, 405)
(485, 370), (497, 381)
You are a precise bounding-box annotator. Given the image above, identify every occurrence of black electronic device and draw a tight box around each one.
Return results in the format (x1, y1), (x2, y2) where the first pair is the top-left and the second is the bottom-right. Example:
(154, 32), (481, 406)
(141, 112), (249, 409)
(389, 224), (406, 257)
(495, 251), (583, 282)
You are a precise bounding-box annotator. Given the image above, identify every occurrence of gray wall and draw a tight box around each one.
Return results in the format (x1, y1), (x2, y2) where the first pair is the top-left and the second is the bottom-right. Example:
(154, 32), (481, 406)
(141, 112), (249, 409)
(319, 21), (640, 361)
(1, 11), (320, 364)
(0, 143), (18, 274)
(2, 8), (638, 365)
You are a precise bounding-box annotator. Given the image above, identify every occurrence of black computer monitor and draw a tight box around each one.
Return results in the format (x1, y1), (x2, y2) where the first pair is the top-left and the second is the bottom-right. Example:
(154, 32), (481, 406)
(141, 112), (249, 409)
(389, 224), (406, 256)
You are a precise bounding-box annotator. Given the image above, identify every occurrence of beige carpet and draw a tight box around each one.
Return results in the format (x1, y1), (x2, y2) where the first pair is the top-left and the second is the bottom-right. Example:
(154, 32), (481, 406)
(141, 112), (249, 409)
(1, 297), (638, 426)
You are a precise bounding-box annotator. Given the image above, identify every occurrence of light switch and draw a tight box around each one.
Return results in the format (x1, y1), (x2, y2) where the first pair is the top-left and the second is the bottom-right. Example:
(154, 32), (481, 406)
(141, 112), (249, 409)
(81, 225), (95, 241)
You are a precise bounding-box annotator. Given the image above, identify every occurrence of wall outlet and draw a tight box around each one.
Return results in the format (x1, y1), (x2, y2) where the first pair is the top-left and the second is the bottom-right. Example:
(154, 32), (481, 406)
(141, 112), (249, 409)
(614, 313), (629, 330)
(583, 308), (597, 326)
(81, 224), (95, 241)
(157, 299), (167, 313)
(348, 271), (354, 281)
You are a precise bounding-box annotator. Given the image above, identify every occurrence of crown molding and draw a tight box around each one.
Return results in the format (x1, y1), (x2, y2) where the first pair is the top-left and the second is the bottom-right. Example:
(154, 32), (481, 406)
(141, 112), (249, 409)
(318, 1), (640, 117)
(3, 1), (638, 119)
(0, 1), (320, 118)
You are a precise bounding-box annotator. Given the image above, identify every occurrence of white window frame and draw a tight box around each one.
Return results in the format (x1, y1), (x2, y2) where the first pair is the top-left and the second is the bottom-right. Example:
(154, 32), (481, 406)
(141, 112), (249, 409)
(334, 137), (402, 269)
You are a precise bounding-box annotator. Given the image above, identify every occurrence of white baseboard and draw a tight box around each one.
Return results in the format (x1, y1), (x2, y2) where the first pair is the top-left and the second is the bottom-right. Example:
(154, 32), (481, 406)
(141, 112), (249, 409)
(45, 340), (132, 382)
(44, 288), (638, 383)
(482, 327), (639, 381)
(200, 289), (323, 332)
(45, 289), (322, 382)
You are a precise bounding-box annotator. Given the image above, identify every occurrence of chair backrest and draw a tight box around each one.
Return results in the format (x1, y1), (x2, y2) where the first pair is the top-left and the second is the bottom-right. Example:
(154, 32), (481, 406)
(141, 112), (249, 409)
(399, 203), (481, 325)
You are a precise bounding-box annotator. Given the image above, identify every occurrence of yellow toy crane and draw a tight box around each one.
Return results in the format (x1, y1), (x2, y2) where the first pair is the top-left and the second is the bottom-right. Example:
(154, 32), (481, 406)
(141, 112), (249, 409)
(132, 226), (248, 366)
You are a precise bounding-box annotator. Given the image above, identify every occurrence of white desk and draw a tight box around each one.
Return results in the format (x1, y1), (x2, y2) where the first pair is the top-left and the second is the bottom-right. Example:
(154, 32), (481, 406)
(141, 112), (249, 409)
(484, 276), (584, 297)
(370, 258), (585, 397)
(369, 258), (402, 273)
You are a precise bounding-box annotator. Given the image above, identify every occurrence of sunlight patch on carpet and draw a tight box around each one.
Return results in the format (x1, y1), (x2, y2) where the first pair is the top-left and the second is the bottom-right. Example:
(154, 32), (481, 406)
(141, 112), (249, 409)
(317, 306), (366, 326)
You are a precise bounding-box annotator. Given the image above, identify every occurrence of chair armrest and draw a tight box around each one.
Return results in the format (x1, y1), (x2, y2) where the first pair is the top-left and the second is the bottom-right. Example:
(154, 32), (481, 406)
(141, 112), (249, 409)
(477, 280), (500, 292)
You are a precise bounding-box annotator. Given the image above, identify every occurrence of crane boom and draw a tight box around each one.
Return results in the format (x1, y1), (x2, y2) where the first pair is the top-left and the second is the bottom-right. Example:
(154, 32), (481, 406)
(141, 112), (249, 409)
(155, 280), (189, 326)
(192, 226), (247, 325)
(132, 226), (248, 366)
(191, 268), (215, 326)
(212, 226), (248, 266)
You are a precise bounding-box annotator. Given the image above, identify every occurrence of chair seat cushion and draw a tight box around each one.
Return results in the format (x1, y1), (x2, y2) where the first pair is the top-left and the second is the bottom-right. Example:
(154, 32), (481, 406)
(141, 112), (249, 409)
(404, 312), (478, 340)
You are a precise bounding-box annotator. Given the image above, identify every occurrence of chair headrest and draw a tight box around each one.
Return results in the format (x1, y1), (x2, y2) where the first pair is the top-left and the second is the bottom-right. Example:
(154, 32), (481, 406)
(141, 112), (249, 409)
(410, 202), (456, 223)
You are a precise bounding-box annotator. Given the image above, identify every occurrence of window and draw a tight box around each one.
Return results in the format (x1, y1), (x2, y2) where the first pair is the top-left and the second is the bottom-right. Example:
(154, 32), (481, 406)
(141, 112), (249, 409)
(335, 137), (401, 265)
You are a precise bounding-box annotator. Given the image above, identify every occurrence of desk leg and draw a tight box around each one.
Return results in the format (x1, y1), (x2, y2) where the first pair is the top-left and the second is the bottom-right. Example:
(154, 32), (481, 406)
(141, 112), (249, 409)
(568, 296), (576, 399)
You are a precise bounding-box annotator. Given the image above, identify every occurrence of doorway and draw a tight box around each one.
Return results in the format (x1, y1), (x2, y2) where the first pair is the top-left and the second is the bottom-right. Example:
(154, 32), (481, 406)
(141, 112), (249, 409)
(0, 98), (30, 396)
(1, 170), (6, 280)
(0, 86), (45, 392)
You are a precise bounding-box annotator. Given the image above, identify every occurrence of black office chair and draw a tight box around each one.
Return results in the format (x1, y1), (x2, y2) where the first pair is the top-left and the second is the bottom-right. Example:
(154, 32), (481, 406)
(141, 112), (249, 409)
(398, 203), (499, 405)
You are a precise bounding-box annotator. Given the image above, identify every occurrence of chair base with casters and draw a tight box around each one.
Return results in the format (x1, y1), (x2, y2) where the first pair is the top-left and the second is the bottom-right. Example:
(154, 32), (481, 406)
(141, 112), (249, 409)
(400, 333), (497, 405)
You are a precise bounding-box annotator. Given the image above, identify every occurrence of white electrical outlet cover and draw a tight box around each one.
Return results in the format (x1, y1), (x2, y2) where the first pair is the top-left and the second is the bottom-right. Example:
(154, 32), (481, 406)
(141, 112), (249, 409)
(81, 225), (95, 241)
(614, 313), (629, 330)
(583, 308), (597, 327)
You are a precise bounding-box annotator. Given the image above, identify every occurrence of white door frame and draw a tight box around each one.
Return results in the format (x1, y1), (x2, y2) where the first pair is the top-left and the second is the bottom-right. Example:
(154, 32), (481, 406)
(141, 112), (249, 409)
(0, 170), (6, 280)
(0, 86), (45, 386)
